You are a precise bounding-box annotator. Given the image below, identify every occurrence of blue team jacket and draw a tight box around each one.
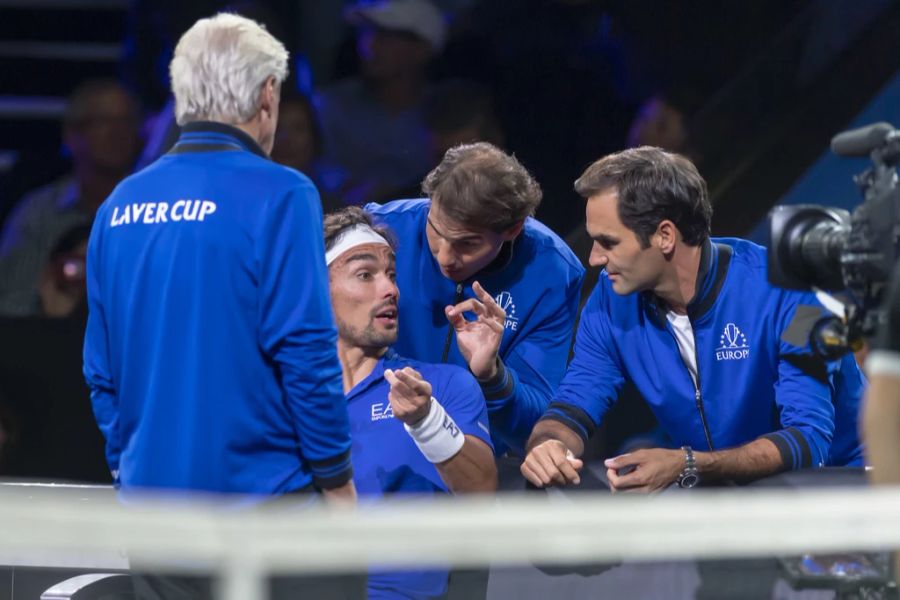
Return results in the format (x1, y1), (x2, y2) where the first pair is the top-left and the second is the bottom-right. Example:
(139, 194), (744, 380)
(348, 349), (492, 599)
(544, 238), (865, 468)
(83, 122), (352, 494)
(366, 199), (585, 454)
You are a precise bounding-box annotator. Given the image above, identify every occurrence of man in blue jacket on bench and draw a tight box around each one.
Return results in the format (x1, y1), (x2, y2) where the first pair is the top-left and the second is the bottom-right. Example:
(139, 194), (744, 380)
(523, 147), (865, 492)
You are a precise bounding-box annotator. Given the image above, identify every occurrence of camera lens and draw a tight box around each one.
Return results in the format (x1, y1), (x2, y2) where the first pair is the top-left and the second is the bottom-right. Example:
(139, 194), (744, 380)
(768, 205), (851, 291)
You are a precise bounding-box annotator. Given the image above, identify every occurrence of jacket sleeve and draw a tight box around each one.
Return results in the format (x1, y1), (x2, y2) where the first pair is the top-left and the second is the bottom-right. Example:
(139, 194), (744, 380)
(538, 283), (625, 446)
(759, 292), (838, 470)
(478, 264), (584, 454)
(256, 178), (352, 489)
(83, 209), (120, 483)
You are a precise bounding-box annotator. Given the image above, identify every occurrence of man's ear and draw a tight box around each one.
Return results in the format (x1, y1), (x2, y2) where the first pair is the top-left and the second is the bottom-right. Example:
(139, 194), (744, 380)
(503, 220), (525, 241)
(655, 219), (677, 254)
(260, 76), (278, 118)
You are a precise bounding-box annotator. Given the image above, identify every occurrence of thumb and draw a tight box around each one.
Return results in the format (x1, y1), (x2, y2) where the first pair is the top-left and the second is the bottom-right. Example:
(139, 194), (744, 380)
(567, 457), (584, 471)
(604, 454), (631, 469)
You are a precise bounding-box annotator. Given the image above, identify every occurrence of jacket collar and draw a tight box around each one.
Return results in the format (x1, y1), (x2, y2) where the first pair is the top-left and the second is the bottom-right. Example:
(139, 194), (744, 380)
(168, 121), (268, 158)
(643, 238), (733, 326)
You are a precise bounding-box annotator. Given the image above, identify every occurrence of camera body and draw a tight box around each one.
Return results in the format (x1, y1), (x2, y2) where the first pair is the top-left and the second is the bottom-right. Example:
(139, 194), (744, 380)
(768, 122), (900, 357)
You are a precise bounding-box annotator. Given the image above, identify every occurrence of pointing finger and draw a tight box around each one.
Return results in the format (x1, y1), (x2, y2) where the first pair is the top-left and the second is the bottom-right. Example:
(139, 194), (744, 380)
(474, 281), (506, 320)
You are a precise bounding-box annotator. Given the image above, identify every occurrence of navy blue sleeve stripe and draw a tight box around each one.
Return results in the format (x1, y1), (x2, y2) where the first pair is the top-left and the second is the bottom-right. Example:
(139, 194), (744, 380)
(785, 427), (813, 468)
(310, 449), (353, 489)
(784, 431), (802, 470)
(761, 427), (814, 470)
(761, 431), (795, 470)
(309, 448), (351, 470)
(312, 468), (353, 490)
(479, 359), (515, 400)
(540, 402), (597, 444)
(540, 412), (588, 443)
(312, 460), (351, 478)
(309, 449), (352, 481)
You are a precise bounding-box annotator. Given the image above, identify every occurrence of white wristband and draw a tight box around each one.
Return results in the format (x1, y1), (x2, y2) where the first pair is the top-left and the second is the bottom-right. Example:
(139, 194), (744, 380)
(404, 397), (465, 463)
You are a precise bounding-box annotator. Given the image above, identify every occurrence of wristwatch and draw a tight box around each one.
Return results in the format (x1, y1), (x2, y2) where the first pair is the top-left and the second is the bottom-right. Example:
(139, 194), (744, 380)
(676, 445), (700, 489)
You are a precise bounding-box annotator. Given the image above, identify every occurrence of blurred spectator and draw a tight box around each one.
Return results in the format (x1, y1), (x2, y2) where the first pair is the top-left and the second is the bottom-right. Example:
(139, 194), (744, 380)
(0, 80), (141, 317)
(270, 92), (344, 214)
(423, 78), (504, 165)
(390, 78), (505, 199)
(626, 94), (688, 152)
(626, 88), (704, 161)
(435, 0), (627, 237)
(134, 96), (180, 171)
(37, 225), (90, 319)
(315, 0), (446, 205)
(272, 92), (323, 174)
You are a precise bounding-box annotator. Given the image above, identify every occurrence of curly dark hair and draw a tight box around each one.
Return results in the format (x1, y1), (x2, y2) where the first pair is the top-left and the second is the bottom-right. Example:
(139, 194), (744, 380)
(421, 142), (541, 233)
(574, 146), (711, 248)
(323, 206), (397, 253)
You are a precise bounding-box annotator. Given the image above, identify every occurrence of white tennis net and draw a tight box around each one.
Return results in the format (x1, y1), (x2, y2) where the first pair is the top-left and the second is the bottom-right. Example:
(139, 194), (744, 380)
(1, 482), (898, 599)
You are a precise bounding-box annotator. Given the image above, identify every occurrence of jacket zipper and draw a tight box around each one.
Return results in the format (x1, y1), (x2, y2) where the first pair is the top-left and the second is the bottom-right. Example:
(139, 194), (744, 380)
(441, 283), (464, 363)
(667, 320), (715, 451)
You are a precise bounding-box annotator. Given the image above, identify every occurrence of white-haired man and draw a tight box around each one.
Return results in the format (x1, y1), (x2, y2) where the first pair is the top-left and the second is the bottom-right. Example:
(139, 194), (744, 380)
(84, 13), (361, 598)
(324, 206), (497, 599)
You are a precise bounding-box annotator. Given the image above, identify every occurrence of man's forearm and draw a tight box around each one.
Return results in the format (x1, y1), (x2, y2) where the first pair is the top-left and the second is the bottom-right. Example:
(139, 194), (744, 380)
(436, 436), (498, 493)
(694, 437), (784, 483)
(321, 480), (357, 506)
(526, 418), (585, 457)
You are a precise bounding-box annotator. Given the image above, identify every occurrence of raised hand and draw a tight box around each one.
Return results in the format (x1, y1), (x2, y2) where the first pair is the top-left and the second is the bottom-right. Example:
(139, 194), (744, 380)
(445, 281), (506, 380)
(384, 367), (433, 426)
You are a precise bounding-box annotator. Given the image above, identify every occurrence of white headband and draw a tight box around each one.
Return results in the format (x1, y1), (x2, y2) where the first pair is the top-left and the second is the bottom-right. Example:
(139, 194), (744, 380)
(325, 224), (391, 265)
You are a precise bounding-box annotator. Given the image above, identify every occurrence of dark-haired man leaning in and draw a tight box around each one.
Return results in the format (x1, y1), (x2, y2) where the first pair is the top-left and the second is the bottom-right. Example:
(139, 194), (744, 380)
(366, 142), (585, 457)
(324, 206), (497, 599)
(523, 146), (865, 492)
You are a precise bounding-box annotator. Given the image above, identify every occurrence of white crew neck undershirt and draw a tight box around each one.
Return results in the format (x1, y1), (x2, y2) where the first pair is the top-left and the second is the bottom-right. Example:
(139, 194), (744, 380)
(666, 311), (698, 388)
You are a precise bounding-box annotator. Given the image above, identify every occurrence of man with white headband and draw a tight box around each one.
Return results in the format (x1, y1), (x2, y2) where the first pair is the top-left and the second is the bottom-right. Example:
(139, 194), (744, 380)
(324, 206), (497, 600)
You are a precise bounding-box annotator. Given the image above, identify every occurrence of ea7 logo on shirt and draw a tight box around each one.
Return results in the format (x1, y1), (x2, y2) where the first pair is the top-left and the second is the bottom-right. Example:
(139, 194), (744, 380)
(494, 291), (520, 331)
(371, 402), (394, 421)
(716, 323), (750, 361)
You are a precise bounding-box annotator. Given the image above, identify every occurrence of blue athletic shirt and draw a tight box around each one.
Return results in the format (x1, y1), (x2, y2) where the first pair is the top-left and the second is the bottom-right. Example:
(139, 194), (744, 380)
(543, 238), (865, 468)
(366, 199), (584, 455)
(83, 122), (352, 494)
(349, 349), (492, 599)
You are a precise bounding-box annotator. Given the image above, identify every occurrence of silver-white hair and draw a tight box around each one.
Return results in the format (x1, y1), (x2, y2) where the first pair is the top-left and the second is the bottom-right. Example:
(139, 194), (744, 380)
(170, 13), (288, 126)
